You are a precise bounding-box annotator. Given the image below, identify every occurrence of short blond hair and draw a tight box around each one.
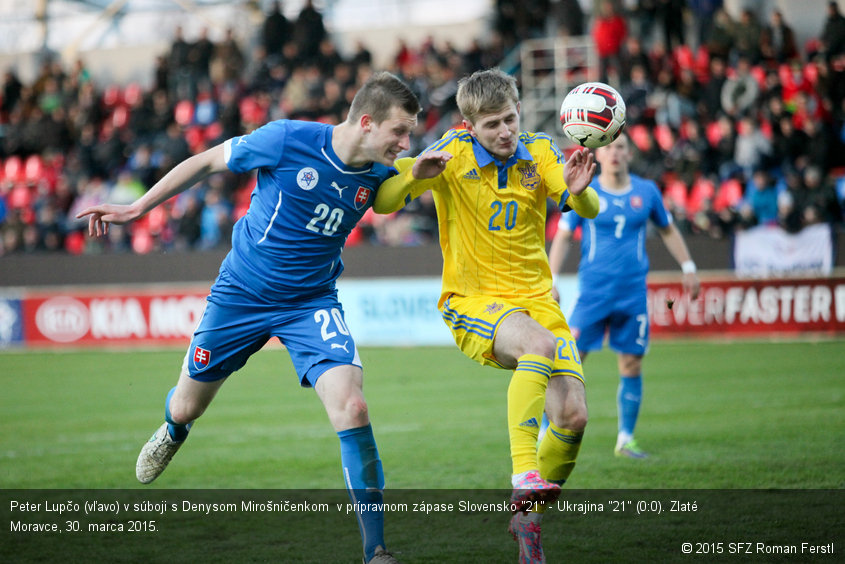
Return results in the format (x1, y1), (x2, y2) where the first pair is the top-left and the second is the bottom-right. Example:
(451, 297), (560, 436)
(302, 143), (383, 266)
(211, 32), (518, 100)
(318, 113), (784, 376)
(455, 68), (519, 124)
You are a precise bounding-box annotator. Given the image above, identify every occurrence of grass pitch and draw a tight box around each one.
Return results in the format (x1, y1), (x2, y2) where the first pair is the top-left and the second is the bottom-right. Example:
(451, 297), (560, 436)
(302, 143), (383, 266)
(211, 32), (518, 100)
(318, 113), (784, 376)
(2, 341), (843, 562)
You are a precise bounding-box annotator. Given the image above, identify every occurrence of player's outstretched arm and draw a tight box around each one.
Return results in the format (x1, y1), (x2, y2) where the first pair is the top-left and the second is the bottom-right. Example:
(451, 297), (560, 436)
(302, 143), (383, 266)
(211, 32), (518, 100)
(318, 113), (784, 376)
(373, 150), (452, 214)
(658, 223), (701, 300)
(76, 144), (229, 237)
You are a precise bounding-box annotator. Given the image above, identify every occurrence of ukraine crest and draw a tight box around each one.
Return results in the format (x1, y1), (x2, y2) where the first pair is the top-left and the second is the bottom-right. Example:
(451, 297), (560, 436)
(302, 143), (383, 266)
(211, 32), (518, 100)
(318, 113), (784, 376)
(519, 164), (540, 191)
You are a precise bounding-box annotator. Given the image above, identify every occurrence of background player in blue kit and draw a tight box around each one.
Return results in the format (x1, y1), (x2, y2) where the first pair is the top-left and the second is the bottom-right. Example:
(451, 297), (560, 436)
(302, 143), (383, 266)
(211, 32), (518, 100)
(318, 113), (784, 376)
(76, 71), (419, 564)
(548, 133), (700, 458)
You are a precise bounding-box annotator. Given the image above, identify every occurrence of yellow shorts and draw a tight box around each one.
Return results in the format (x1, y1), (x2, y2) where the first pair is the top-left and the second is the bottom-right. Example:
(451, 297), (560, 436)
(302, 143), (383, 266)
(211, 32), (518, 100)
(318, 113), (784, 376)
(440, 293), (584, 383)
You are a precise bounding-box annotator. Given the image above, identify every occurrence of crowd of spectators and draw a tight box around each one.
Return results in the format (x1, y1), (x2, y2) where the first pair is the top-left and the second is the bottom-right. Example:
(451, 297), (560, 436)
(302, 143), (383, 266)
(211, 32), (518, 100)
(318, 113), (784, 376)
(0, 0), (843, 257)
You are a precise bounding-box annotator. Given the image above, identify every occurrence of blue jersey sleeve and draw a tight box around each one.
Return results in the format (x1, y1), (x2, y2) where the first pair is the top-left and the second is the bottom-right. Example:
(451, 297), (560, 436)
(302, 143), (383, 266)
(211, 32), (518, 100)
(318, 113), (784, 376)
(224, 121), (288, 173)
(648, 181), (672, 228)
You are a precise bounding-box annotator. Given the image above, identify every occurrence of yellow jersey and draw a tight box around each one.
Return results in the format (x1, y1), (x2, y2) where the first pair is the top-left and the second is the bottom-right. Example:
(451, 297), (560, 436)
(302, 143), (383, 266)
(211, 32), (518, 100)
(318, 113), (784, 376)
(380, 128), (596, 306)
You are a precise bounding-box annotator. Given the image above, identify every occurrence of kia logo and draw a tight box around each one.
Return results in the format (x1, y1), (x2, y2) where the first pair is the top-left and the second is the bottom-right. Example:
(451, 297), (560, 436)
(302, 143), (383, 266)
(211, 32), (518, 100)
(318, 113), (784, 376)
(35, 297), (89, 342)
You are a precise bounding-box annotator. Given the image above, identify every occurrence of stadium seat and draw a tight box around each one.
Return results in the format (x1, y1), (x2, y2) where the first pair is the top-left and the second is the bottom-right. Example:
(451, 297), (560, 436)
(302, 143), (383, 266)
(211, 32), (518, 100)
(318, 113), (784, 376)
(102, 84), (122, 109)
(628, 123), (651, 152)
(673, 45), (694, 75)
(750, 65), (767, 88)
(8, 183), (32, 209)
(346, 225), (363, 247)
(688, 176), (715, 215)
(4, 155), (23, 183)
(663, 179), (689, 212)
(174, 100), (195, 126)
(111, 105), (129, 129)
(146, 205), (169, 234)
(123, 82), (142, 106)
(23, 154), (43, 184)
(204, 121), (223, 143)
(705, 121), (723, 147)
(185, 126), (205, 153)
(654, 124), (674, 152)
(131, 224), (154, 254)
(693, 46), (710, 83)
(64, 230), (86, 254)
(714, 178), (744, 212)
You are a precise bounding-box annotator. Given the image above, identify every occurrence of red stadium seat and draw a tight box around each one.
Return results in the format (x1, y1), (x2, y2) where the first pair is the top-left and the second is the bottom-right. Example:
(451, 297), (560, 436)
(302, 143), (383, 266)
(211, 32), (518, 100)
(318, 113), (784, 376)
(4, 155), (23, 183)
(174, 100), (194, 126)
(750, 65), (767, 88)
(673, 45), (694, 74)
(688, 176), (715, 215)
(123, 82), (142, 106)
(8, 183), (32, 209)
(23, 154), (43, 183)
(346, 225), (363, 247)
(714, 178), (744, 212)
(131, 224), (154, 254)
(663, 179), (688, 212)
(204, 121), (223, 143)
(705, 121), (723, 147)
(654, 124), (674, 152)
(628, 123), (651, 152)
(64, 231), (86, 255)
(102, 84), (122, 109)
(184, 126), (205, 153)
(111, 105), (129, 129)
(693, 46), (710, 83)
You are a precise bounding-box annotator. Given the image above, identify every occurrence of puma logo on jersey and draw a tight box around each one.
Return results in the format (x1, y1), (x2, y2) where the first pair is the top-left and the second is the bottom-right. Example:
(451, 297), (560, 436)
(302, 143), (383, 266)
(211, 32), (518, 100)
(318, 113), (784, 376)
(236, 136), (247, 145)
(331, 340), (349, 352)
(331, 181), (348, 198)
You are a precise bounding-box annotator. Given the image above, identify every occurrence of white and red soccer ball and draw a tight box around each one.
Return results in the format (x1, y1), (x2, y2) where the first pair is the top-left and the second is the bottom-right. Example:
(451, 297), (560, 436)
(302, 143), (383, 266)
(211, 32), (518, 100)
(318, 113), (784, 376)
(559, 82), (626, 149)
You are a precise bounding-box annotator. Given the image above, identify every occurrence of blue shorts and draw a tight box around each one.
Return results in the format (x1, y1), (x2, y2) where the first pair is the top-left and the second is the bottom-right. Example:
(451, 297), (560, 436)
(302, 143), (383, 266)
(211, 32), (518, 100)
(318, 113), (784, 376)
(568, 289), (649, 356)
(182, 281), (361, 387)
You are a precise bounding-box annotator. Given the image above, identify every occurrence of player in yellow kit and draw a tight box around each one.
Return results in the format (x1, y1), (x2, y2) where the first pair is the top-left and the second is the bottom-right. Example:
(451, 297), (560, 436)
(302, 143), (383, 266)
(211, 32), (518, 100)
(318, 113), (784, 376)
(374, 68), (598, 564)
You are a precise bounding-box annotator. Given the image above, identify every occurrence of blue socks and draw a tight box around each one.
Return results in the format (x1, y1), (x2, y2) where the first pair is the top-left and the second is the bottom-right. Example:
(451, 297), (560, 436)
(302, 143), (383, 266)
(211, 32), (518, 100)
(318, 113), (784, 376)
(617, 375), (642, 440)
(165, 387), (192, 441)
(338, 424), (385, 562)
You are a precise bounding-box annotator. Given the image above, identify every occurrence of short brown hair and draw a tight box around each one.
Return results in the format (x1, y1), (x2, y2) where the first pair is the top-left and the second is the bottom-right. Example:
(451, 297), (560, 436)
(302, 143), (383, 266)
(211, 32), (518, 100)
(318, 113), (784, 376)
(455, 68), (519, 124)
(347, 71), (421, 123)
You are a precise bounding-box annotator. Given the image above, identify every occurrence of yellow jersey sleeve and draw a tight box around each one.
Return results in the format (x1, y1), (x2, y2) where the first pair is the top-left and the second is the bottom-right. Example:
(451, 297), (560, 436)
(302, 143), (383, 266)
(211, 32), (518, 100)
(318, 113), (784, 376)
(373, 157), (438, 214)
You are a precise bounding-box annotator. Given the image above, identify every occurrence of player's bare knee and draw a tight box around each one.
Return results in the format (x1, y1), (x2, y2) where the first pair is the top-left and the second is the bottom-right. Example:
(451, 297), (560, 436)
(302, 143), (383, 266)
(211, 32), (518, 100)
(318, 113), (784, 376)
(549, 404), (588, 432)
(168, 398), (204, 424)
(338, 395), (369, 427)
(525, 330), (557, 360)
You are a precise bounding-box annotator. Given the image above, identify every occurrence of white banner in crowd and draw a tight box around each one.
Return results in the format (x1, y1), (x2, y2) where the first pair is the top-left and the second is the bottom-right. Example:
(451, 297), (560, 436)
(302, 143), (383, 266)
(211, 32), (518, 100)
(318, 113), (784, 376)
(733, 224), (833, 278)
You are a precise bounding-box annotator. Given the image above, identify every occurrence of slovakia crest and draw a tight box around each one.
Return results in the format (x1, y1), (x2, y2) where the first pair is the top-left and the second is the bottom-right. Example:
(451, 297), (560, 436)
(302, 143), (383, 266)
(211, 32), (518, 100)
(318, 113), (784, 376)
(354, 186), (371, 210)
(519, 163), (540, 191)
(193, 346), (211, 371)
(630, 195), (643, 209)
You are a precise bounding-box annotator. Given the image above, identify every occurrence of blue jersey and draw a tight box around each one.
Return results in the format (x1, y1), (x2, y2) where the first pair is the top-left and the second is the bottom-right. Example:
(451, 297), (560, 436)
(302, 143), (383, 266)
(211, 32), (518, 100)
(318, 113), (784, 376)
(563, 173), (671, 296)
(219, 120), (392, 303)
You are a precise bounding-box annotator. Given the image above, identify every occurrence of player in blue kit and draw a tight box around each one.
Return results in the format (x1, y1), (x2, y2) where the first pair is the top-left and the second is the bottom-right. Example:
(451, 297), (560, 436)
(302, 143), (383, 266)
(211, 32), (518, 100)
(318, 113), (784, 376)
(76, 71), (419, 564)
(547, 133), (700, 458)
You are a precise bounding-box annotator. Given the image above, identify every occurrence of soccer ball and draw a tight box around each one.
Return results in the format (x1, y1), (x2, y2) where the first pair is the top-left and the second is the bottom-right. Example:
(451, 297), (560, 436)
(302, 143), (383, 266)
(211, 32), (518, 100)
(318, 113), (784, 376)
(559, 82), (626, 149)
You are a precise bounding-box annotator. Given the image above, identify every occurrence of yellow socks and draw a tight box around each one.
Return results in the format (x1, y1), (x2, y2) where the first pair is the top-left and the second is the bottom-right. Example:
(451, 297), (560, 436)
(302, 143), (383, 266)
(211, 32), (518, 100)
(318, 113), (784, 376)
(508, 354), (552, 475)
(538, 421), (583, 485)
